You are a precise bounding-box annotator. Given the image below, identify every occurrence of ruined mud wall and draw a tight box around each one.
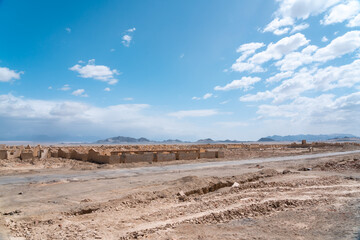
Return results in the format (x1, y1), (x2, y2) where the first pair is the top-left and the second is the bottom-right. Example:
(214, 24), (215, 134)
(0, 142), (359, 164)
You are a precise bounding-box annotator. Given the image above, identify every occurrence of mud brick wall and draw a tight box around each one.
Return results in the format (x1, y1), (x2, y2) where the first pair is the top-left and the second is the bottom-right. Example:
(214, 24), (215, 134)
(176, 151), (198, 160)
(92, 155), (121, 164)
(88, 149), (99, 162)
(216, 151), (225, 158)
(20, 151), (34, 160)
(124, 153), (153, 163)
(199, 151), (217, 159)
(58, 149), (71, 159)
(0, 150), (8, 159)
(156, 153), (176, 162)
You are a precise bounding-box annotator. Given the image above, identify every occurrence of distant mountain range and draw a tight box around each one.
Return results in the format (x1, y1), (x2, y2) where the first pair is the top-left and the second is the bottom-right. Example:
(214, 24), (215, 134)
(258, 134), (359, 142)
(96, 136), (244, 144)
(96, 134), (360, 144)
(96, 136), (151, 144)
(96, 136), (188, 144)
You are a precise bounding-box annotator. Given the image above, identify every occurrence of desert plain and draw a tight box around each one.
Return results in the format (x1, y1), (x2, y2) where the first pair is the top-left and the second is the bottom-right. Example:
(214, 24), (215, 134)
(0, 142), (360, 239)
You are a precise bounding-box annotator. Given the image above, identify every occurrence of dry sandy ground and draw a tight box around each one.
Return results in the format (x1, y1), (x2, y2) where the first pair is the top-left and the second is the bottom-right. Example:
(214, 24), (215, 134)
(0, 148), (360, 239)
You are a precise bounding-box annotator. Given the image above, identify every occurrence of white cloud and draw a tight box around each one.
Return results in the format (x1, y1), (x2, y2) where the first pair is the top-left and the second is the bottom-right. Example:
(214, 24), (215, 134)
(266, 71), (293, 83)
(72, 89), (88, 97)
(48, 86), (52, 90)
(240, 91), (274, 102)
(203, 93), (213, 99)
(313, 30), (360, 62)
(123, 97), (134, 101)
(104, 87), (111, 92)
(0, 93), (213, 140)
(236, 42), (265, 53)
(263, 17), (294, 35)
(0, 67), (23, 82)
(265, 0), (340, 35)
(231, 61), (264, 73)
(236, 42), (265, 61)
(192, 93), (213, 100)
(348, 13), (360, 27)
(122, 34), (132, 47)
(272, 31), (360, 72)
(231, 34), (309, 73)
(266, 0), (360, 35)
(321, 36), (329, 42)
(291, 23), (309, 33)
(219, 100), (229, 105)
(322, 0), (360, 25)
(214, 77), (261, 91)
(59, 84), (71, 91)
(180, 53), (185, 58)
(121, 27), (136, 47)
(256, 92), (360, 132)
(275, 0), (340, 20)
(65, 28), (71, 33)
(257, 94), (335, 118)
(110, 48), (116, 52)
(70, 59), (119, 85)
(168, 109), (220, 118)
(241, 67), (316, 103)
(250, 33), (309, 65)
(241, 59), (360, 103)
(275, 45), (317, 71)
(313, 59), (360, 90)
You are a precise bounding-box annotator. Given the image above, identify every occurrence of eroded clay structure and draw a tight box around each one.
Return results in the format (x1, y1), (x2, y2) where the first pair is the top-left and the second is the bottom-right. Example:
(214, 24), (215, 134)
(0, 142), (358, 164)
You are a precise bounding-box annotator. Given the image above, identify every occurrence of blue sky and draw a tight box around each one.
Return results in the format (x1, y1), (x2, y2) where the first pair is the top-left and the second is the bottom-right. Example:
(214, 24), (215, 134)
(1, 0), (360, 141)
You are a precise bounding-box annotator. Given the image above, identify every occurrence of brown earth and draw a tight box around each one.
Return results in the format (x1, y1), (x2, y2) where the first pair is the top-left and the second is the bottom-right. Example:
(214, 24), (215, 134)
(0, 145), (360, 239)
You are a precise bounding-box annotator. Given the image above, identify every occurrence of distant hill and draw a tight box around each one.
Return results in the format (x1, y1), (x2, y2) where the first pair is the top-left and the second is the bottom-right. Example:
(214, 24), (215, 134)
(96, 136), (151, 144)
(96, 134), (359, 144)
(196, 138), (215, 143)
(258, 137), (275, 142)
(221, 139), (244, 143)
(162, 139), (184, 143)
(96, 136), (247, 144)
(264, 134), (357, 142)
(328, 136), (360, 142)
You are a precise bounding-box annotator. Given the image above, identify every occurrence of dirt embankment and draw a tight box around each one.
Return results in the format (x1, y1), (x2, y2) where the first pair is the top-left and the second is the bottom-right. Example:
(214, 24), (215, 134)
(2, 154), (360, 240)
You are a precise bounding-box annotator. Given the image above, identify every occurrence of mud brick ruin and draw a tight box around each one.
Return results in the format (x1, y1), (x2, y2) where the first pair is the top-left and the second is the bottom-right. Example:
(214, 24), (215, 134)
(0, 142), (359, 164)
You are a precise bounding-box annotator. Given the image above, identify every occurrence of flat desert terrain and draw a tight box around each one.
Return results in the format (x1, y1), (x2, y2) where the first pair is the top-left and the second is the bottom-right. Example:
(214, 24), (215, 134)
(1, 143), (360, 239)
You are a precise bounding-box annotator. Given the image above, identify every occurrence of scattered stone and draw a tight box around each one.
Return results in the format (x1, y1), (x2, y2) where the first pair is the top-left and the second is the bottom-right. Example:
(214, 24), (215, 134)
(177, 191), (187, 201)
(178, 191), (186, 197)
(282, 170), (291, 174)
(298, 167), (312, 171)
(3, 210), (21, 216)
(231, 182), (240, 188)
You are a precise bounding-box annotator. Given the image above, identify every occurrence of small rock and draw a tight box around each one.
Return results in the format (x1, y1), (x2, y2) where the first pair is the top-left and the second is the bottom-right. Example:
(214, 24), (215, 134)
(177, 191), (187, 201)
(18, 192), (23, 195)
(3, 210), (21, 216)
(231, 182), (240, 188)
(298, 167), (312, 171)
(282, 170), (291, 174)
(178, 191), (186, 197)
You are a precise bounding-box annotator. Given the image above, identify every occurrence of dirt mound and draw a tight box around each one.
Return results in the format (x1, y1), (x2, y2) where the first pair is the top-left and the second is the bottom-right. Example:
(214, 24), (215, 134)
(187, 199), (324, 224)
(314, 157), (360, 171)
